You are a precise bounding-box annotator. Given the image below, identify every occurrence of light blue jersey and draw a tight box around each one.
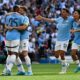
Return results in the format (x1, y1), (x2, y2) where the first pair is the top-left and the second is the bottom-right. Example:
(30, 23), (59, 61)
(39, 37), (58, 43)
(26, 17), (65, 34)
(4, 13), (25, 40)
(55, 16), (73, 41)
(73, 21), (80, 44)
(20, 16), (31, 40)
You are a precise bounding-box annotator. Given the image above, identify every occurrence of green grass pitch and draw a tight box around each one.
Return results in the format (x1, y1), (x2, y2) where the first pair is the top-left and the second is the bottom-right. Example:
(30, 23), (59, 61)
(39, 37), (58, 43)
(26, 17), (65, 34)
(0, 64), (80, 80)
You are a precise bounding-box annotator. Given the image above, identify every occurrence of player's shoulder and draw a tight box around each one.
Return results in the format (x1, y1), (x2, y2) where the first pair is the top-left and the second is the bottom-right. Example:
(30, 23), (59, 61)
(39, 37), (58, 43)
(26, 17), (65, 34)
(68, 16), (73, 19)
(55, 17), (62, 23)
(4, 13), (12, 19)
(13, 13), (24, 19)
(24, 16), (29, 20)
(5, 12), (17, 16)
(23, 16), (29, 22)
(68, 16), (74, 22)
(56, 17), (62, 20)
(5, 12), (19, 18)
(5, 12), (14, 16)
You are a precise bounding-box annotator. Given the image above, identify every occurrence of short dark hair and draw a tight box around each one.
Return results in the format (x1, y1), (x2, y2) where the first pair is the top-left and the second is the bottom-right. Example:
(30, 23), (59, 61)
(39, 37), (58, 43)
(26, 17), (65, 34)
(13, 5), (19, 12)
(61, 8), (69, 14)
(74, 9), (80, 14)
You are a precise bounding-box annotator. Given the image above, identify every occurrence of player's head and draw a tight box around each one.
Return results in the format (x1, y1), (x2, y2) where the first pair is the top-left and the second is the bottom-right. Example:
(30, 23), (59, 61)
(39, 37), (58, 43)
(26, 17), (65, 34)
(73, 9), (80, 20)
(13, 5), (19, 12)
(19, 6), (27, 15)
(61, 8), (69, 19)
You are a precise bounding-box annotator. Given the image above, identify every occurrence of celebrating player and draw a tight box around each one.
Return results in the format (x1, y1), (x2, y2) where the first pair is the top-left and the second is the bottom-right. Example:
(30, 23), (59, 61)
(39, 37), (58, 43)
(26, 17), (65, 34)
(36, 8), (74, 74)
(16, 6), (33, 76)
(70, 9), (80, 73)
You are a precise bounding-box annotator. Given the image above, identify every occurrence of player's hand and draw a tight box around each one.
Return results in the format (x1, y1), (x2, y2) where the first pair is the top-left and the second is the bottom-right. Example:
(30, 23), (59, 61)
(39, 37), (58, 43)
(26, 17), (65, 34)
(8, 27), (14, 31)
(70, 29), (76, 33)
(35, 15), (43, 20)
(6, 27), (14, 31)
(5, 25), (14, 31)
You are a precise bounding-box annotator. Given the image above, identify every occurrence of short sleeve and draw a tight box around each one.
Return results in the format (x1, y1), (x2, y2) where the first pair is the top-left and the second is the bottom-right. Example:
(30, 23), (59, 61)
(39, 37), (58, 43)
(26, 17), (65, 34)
(22, 16), (29, 26)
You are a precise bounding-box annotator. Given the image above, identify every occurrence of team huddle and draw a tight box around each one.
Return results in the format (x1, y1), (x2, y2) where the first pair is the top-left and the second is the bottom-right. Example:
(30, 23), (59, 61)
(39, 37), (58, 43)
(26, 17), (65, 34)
(0, 5), (80, 75)
(1, 5), (33, 76)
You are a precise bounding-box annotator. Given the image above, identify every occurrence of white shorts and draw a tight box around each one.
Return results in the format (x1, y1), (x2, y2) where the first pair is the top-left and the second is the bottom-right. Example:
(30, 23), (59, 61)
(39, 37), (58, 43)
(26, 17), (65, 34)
(72, 42), (80, 51)
(19, 39), (29, 53)
(55, 40), (69, 52)
(6, 40), (20, 53)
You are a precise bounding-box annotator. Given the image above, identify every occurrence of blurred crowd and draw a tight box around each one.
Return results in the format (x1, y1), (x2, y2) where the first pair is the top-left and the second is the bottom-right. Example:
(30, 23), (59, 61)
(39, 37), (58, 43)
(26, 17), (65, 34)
(0, 0), (80, 62)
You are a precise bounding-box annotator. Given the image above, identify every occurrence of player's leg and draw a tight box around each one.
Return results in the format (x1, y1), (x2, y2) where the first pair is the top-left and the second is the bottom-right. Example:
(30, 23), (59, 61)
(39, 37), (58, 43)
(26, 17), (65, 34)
(71, 43), (80, 73)
(2, 40), (20, 75)
(59, 41), (69, 74)
(54, 41), (68, 74)
(77, 50), (80, 71)
(15, 41), (25, 75)
(15, 56), (25, 75)
(71, 43), (79, 64)
(17, 39), (33, 75)
(59, 50), (69, 74)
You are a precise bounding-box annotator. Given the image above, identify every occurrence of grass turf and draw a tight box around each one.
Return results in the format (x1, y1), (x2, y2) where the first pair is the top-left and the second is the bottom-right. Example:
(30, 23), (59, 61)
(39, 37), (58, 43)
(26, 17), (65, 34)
(0, 64), (80, 80)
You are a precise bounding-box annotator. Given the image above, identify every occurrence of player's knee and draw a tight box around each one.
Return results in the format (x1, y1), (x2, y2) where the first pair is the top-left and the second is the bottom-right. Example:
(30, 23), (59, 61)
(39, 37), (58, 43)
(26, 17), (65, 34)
(71, 50), (78, 60)
(22, 51), (28, 57)
(54, 51), (60, 58)
(60, 51), (65, 60)
(60, 53), (65, 60)
(61, 56), (65, 60)
(55, 54), (59, 58)
(71, 50), (77, 56)
(8, 51), (14, 55)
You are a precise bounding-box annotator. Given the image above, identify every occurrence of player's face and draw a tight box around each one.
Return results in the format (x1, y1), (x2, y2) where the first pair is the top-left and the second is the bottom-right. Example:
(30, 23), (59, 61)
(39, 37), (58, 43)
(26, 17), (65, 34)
(61, 10), (68, 19)
(73, 11), (80, 20)
(19, 8), (25, 15)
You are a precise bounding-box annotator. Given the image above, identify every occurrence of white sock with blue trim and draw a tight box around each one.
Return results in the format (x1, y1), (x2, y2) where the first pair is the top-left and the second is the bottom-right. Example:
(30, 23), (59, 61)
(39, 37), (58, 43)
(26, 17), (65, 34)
(2, 55), (10, 73)
(16, 57), (25, 72)
(6, 54), (16, 71)
(24, 55), (32, 72)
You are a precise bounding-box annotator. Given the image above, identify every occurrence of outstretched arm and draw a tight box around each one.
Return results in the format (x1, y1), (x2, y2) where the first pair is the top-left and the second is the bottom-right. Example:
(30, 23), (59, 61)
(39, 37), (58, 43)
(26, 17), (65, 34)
(74, 29), (80, 32)
(70, 29), (80, 33)
(35, 15), (55, 23)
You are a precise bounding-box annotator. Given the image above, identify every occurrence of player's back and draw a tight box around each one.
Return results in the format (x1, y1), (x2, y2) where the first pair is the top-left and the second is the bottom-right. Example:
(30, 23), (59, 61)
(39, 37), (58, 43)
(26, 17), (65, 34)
(6, 13), (23, 27)
(5, 13), (24, 40)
